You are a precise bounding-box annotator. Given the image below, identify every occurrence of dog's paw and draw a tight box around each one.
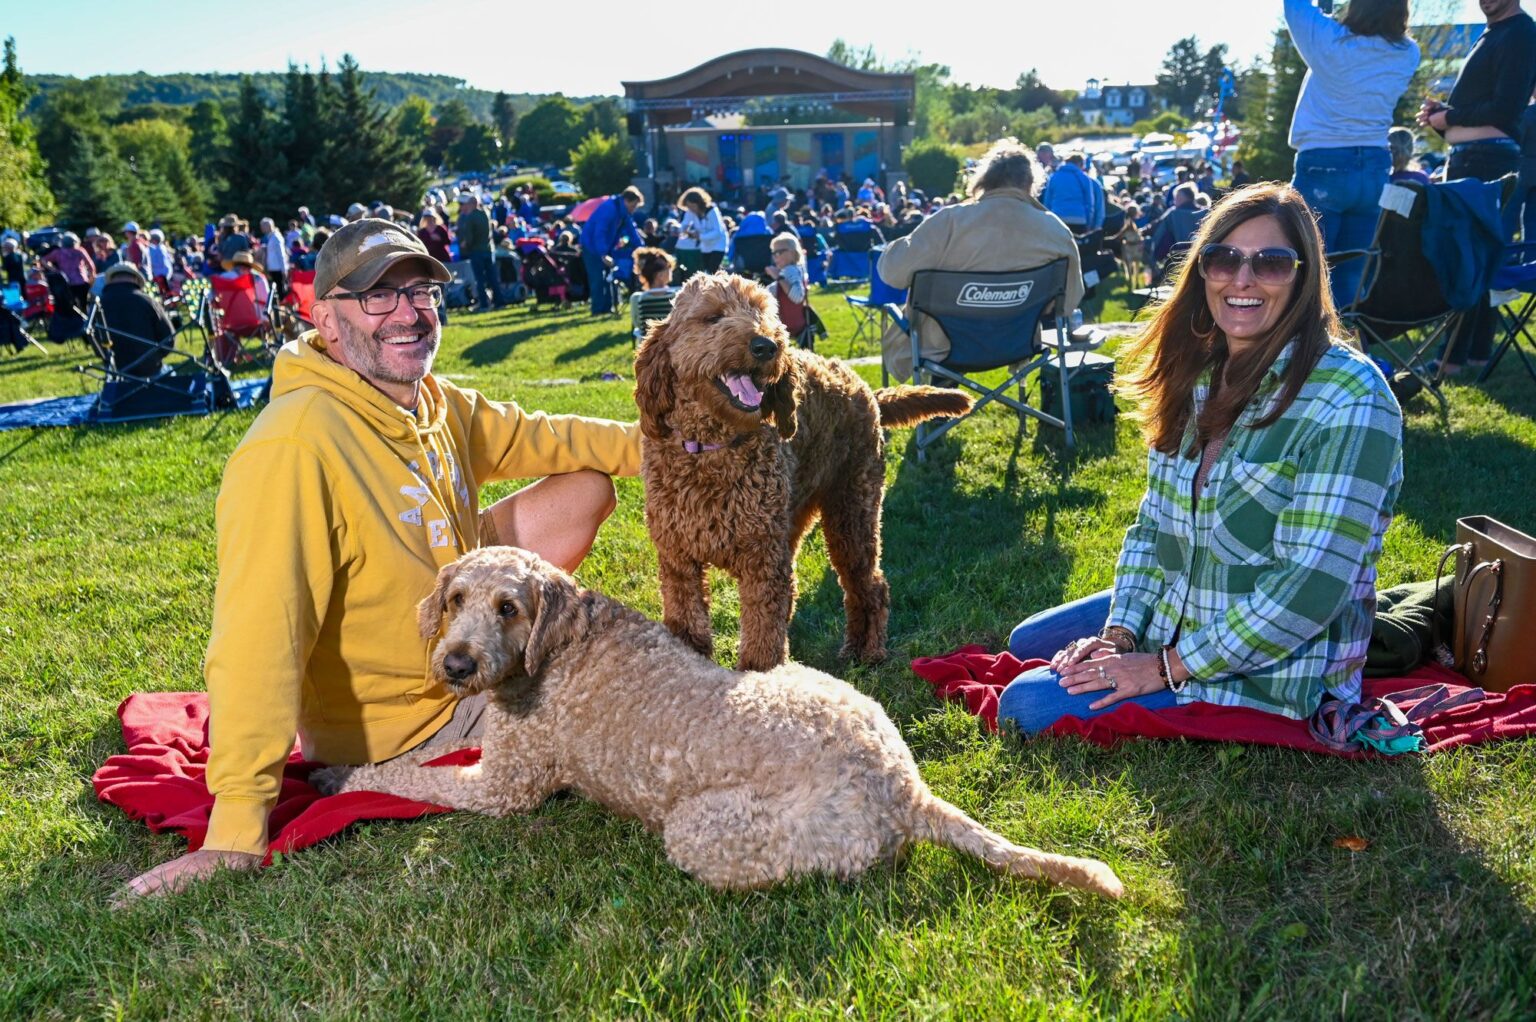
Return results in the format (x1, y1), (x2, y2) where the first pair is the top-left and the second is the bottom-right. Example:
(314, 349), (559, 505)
(309, 765), (358, 795)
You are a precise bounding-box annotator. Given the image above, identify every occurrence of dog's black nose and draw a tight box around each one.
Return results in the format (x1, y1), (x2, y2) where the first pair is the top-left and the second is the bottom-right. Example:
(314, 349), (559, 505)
(443, 652), (477, 681)
(750, 335), (778, 361)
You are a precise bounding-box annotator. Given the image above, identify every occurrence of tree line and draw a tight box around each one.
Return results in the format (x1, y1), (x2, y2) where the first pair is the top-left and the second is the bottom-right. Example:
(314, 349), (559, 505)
(2, 39), (639, 236)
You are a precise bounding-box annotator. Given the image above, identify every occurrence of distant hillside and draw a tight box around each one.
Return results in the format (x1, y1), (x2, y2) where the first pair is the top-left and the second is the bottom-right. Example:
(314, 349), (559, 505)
(24, 70), (610, 119)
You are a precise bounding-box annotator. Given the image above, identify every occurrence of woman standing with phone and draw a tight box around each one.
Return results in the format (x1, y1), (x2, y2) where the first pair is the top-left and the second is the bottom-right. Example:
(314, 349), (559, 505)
(1285, 0), (1419, 308)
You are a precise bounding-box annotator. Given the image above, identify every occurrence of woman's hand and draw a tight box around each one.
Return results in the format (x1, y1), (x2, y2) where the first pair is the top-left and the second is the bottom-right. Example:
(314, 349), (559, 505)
(1057, 652), (1168, 711)
(1048, 635), (1116, 673)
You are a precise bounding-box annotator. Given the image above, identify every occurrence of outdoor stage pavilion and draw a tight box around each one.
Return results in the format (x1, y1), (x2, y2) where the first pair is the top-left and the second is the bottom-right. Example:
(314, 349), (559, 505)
(622, 49), (916, 204)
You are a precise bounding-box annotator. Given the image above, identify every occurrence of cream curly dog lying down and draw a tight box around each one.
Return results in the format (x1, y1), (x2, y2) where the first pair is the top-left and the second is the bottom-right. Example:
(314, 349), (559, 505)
(314, 547), (1124, 897)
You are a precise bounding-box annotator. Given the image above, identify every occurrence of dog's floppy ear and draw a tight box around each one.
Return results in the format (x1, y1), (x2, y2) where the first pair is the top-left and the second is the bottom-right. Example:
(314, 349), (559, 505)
(417, 560), (461, 639)
(761, 354), (802, 440)
(633, 323), (676, 441)
(524, 567), (587, 676)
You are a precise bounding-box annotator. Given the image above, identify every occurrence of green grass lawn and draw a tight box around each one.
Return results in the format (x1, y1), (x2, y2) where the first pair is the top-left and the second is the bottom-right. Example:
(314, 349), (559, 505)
(2, 284), (1534, 1020)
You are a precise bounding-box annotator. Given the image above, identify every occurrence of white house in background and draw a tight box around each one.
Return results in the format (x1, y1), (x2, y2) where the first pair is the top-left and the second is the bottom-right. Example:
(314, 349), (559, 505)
(1073, 80), (1165, 128)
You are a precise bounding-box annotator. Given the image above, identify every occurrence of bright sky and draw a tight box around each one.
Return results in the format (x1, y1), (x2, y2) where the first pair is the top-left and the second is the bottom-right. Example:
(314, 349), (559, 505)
(8, 0), (1489, 98)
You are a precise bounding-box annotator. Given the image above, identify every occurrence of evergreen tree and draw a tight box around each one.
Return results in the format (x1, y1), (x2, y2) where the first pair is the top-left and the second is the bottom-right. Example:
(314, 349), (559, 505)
(186, 98), (228, 178)
(320, 55), (426, 211)
(0, 37), (56, 227)
(1157, 36), (1208, 116)
(448, 122), (501, 174)
(428, 97), (472, 169)
(276, 65), (326, 211)
(114, 118), (210, 235)
(58, 135), (133, 232)
(35, 77), (122, 198)
(492, 91), (517, 150)
(217, 76), (285, 216)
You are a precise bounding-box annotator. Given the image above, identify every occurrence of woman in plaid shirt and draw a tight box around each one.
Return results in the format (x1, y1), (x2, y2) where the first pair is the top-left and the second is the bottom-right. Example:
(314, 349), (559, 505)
(999, 183), (1403, 735)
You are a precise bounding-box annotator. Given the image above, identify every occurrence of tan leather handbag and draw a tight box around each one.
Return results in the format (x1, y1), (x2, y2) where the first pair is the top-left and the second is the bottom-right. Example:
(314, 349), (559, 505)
(1435, 516), (1536, 693)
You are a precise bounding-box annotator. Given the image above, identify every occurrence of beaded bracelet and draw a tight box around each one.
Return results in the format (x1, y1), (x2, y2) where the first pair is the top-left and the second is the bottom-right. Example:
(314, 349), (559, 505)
(1159, 645), (1189, 694)
(1098, 625), (1137, 653)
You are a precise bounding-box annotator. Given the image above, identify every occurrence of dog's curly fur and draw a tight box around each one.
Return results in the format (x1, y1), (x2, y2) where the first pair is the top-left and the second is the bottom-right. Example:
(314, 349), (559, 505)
(634, 272), (972, 670)
(312, 547), (1124, 897)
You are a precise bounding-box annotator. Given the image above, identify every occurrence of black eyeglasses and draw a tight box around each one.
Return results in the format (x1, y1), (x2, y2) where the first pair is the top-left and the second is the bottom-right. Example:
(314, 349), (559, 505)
(325, 283), (443, 316)
(1197, 244), (1303, 285)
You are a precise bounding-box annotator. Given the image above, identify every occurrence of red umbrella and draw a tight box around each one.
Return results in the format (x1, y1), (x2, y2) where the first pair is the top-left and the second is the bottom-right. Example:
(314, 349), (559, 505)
(569, 196), (605, 223)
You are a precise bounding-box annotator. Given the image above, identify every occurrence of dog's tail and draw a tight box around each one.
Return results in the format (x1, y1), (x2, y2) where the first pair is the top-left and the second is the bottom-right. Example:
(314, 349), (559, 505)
(907, 794), (1125, 898)
(874, 386), (974, 428)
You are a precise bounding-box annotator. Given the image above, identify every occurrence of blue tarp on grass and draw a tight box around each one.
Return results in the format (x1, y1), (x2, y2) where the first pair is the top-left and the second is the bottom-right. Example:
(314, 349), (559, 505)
(0, 378), (269, 432)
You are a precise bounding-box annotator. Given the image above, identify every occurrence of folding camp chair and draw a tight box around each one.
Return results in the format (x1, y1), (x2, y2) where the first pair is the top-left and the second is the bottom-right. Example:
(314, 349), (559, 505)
(279, 268), (317, 333)
(1331, 178), (1512, 413)
(825, 222), (878, 284)
(1, 285), (45, 354)
(845, 254), (907, 353)
(208, 273), (279, 369)
(732, 234), (773, 281)
(1478, 242), (1536, 386)
(45, 270), (88, 342)
(78, 296), (232, 423)
(883, 261), (1106, 458)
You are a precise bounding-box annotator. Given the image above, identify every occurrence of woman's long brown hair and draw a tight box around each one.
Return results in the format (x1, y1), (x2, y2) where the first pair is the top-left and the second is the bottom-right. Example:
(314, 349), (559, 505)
(1118, 182), (1342, 457)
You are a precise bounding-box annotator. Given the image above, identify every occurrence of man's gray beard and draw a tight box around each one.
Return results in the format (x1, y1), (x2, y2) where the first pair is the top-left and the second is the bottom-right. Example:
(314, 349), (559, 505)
(339, 313), (440, 386)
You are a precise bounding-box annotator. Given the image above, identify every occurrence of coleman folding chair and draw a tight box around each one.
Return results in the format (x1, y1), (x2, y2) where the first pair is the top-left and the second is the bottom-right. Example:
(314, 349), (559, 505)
(882, 261), (1105, 458)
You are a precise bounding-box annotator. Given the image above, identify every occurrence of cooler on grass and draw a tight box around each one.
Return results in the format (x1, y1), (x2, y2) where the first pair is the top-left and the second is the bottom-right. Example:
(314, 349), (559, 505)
(1040, 351), (1116, 425)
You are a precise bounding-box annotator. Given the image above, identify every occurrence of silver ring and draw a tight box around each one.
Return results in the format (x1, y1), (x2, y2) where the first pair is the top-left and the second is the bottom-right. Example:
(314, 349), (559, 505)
(1108, 678), (1118, 690)
(1097, 664), (1106, 680)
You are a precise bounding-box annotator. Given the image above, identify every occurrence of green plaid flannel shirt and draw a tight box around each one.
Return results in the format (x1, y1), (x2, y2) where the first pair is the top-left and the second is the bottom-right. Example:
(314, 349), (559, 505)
(1107, 341), (1403, 717)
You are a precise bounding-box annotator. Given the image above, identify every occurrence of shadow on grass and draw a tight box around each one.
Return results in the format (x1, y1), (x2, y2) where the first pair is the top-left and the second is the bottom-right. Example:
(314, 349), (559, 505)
(553, 328), (632, 365)
(457, 309), (584, 366)
(1017, 738), (1536, 1018)
(1396, 414), (1536, 545)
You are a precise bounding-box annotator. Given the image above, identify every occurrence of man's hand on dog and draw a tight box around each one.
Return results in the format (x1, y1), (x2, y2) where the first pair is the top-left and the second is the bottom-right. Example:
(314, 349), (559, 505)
(114, 849), (262, 907)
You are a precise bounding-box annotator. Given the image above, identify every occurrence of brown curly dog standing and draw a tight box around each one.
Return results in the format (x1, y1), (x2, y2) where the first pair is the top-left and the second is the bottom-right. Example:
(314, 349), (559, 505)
(313, 547), (1124, 897)
(634, 272), (972, 671)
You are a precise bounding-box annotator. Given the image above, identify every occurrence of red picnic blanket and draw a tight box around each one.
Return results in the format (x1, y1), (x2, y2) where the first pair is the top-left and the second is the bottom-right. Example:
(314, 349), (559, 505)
(912, 646), (1536, 755)
(92, 692), (479, 861)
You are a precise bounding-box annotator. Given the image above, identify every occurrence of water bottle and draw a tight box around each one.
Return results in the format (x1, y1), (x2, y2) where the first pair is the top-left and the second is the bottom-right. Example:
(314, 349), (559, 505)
(1070, 309), (1084, 337)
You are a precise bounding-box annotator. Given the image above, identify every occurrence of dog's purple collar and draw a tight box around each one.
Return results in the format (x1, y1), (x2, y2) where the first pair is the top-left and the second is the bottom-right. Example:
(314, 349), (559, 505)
(680, 433), (753, 454)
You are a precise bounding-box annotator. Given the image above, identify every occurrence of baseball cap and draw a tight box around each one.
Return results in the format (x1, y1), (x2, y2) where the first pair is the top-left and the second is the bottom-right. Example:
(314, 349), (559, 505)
(122, 221), (140, 233)
(103, 262), (146, 285)
(313, 218), (450, 299)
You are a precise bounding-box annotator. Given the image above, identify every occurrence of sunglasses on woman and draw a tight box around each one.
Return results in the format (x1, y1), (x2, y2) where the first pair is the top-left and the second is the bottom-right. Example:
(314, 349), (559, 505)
(1197, 244), (1303, 285)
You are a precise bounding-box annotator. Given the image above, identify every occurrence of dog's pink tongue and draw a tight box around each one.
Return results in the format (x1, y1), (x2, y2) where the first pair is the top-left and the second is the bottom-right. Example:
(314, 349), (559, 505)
(727, 372), (762, 406)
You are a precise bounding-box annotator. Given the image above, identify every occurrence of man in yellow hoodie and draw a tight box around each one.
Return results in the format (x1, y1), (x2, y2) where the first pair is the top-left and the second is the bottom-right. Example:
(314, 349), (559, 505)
(120, 219), (642, 901)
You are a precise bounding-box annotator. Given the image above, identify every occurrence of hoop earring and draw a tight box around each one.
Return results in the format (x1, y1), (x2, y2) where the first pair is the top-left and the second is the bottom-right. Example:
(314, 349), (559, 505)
(1189, 304), (1217, 341)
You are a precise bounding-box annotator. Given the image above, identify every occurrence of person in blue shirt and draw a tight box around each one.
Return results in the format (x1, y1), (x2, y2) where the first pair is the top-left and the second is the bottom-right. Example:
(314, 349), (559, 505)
(1041, 154), (1106, 233)
(578, 187), (645, 314)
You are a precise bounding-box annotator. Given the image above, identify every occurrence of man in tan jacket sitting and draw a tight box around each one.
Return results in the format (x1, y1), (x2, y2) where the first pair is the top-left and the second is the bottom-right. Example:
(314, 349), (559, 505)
(878, 138), (1086, 381)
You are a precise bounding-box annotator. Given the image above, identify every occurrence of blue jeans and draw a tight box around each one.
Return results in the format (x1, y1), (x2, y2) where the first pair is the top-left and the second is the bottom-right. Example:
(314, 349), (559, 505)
(469, 253), (497, 311)
(1292, 147), (1392, 311)
(999, 589), (1177, 736)
(583, 249), (612, 313)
